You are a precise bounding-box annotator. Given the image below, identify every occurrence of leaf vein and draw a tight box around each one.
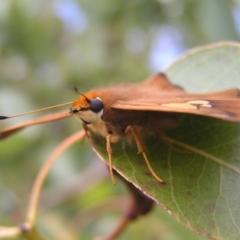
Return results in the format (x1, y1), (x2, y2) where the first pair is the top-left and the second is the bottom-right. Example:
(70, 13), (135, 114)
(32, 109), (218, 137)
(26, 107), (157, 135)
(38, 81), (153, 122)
(162, 136), (240, 175)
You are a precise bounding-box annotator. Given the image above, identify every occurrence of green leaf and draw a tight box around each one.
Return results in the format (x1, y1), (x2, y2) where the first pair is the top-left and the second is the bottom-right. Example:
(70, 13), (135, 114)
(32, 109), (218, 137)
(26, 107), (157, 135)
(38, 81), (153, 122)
(90, 42), (240, 240)
(165, 41), (240, 92)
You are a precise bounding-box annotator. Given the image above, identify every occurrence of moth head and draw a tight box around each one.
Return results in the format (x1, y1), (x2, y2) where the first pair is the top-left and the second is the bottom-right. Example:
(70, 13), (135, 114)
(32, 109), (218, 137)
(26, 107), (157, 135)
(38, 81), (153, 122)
(70, 91), (104, 125)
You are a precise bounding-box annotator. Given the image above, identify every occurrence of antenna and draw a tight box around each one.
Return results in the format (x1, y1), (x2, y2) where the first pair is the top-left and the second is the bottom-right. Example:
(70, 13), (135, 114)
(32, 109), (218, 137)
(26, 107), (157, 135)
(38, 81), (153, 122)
(72, 86), (90, 102)
(0, 102), (73, 120)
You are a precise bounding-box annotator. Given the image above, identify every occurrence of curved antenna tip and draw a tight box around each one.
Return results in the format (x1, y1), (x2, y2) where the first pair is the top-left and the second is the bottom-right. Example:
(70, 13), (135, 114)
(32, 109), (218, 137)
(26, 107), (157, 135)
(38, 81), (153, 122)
(71, 85), (79, 93)
(71, 86), (90, 102)
(0, 116), (8, 120)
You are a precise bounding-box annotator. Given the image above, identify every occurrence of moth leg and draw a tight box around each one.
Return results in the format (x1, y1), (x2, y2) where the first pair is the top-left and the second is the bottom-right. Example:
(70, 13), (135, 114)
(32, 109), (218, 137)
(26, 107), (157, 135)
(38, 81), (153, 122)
(127, 126), (164, 183)
(106, 134), (116, 185)
(77, 124), (90, 145)
(82, 123), (91, 138)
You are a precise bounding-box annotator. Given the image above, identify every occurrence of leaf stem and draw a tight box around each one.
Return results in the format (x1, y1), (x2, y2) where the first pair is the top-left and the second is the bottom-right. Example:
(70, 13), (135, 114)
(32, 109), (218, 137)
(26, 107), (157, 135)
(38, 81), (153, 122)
(26, 130), (86, 225)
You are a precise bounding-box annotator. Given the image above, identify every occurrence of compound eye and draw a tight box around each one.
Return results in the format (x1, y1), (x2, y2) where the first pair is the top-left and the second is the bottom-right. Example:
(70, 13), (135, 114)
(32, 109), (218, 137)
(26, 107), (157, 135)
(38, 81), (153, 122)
(90, 97), (103, 114)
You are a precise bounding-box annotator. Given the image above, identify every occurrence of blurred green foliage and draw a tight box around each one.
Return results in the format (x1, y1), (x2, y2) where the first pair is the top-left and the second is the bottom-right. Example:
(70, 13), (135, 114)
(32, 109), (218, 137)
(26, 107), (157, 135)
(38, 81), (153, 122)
(0, 0), (239, 239)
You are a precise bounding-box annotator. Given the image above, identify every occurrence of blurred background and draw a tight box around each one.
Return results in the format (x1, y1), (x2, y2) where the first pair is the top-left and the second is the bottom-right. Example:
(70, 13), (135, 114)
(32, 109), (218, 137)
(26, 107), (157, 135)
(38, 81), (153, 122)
(0, 0), (239, 239)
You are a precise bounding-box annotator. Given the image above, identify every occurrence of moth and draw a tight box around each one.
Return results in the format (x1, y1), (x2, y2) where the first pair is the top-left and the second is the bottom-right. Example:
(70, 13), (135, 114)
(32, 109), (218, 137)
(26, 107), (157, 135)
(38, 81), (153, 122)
(1, 73), (240, 184)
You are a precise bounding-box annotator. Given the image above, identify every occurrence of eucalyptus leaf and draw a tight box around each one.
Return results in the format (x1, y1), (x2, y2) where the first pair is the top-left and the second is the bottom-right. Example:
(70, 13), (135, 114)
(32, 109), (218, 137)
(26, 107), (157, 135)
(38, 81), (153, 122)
(165, 41), (240, 92)
(90, 42), (240, 240)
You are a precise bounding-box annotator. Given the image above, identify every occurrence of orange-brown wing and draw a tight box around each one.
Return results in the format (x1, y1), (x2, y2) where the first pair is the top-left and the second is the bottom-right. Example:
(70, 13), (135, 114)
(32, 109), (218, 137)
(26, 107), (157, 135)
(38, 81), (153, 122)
(0, 110), (71, 140)
(140, 73), (184, 92)
(112, 89), (240, 122)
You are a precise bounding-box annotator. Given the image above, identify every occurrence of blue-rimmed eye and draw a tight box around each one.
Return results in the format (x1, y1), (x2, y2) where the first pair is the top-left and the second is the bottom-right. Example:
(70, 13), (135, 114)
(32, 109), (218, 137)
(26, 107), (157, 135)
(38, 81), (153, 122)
(90, 97), (103, 114)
